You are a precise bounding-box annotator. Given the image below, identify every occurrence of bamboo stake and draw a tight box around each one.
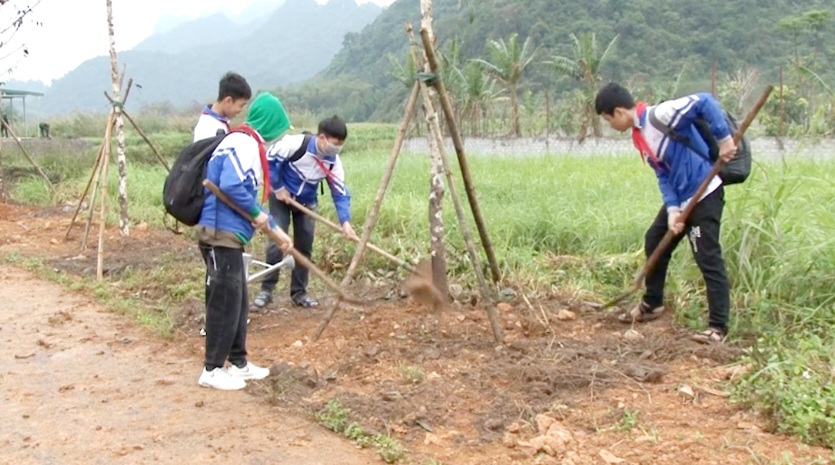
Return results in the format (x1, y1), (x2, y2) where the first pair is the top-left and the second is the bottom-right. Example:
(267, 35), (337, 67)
(341, 81), (419, 287)
(123, 109), (169, 172)
(0, 119), (56, 196)
(314, 82), (422, 343)
(81, 147), (106, 252)
(103, 91), (169, 172)
(95, 113), (115, 281)
(65, 110), (115, 239)
(66, 77), (131, 239)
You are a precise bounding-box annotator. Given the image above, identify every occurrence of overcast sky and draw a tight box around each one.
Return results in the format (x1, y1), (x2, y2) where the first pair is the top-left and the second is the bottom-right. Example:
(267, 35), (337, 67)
(1, 0), (395, 85)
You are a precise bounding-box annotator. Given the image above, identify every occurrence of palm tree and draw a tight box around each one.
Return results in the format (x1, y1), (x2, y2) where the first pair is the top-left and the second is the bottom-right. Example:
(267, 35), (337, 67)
(548, 32), (618, 139)
(471, 33), (539, 137)
(387, 51), (417, 90)
(386, 51), (421, 135)
(454, 61), (500, 136)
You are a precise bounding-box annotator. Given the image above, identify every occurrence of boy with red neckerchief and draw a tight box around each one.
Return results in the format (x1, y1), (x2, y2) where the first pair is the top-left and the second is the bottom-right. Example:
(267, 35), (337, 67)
(594, 82), (737, 344)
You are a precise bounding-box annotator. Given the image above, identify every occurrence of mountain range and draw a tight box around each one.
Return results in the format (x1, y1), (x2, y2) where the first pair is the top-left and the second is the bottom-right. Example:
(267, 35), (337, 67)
(4, 0), (381, 116)
(4, 0), (834, 122)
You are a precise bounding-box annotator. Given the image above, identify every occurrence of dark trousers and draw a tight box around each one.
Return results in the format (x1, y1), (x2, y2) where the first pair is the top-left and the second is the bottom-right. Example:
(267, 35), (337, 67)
(260, 196), (317, 296)
(199, 243), (249, 369)
(642, 187), (731, 332)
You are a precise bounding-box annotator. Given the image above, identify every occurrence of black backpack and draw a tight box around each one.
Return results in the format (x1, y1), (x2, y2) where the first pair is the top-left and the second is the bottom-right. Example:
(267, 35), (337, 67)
(162, 134), (228, 226)
(648, 107), (751, 185)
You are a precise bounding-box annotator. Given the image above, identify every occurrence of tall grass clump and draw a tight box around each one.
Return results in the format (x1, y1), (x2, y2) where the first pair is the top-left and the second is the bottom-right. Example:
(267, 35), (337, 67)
(723, 160), (835, 448)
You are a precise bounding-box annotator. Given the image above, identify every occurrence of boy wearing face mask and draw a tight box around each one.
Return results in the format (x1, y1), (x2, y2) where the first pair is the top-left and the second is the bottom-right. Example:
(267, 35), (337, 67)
(254, 115), (357, 309)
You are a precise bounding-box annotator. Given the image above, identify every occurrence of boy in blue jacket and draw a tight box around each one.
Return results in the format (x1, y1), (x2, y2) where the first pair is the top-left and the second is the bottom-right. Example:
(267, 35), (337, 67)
(195, 92), (293, 390)
(594, 83), (737, 344)
(253, 115), (357, 309)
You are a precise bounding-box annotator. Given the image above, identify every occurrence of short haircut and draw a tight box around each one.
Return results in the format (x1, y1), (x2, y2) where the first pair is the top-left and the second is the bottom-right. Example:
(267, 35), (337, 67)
(318, 115), (348, 140)
(217, 72), (252, 102)
(595, 82), (635, 116)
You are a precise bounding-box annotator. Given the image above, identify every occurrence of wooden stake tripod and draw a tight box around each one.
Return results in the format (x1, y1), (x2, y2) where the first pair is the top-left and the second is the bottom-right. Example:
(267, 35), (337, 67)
(314, 0), (504, 344)
(63, 73), (170, 280)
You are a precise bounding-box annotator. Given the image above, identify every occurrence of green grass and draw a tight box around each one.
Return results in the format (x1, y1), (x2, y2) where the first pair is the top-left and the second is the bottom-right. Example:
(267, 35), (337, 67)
(5, 123), (835, 448)
(316, 399), (407, 463)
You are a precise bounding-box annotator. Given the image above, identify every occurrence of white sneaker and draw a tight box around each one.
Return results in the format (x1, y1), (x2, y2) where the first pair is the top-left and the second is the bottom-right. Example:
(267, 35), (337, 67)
(227, 362), (270, 380)
(198, 367), (247, 390)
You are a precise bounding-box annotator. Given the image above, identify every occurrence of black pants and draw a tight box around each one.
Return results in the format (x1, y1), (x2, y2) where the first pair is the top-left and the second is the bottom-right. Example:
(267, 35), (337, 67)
(260, 196), (317, 296)
(199, 243), (249, 369)
(642, 187), (731, 333)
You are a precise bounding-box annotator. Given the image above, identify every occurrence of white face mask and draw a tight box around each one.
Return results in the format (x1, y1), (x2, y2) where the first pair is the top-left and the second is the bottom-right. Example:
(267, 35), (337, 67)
(321, 139), (343, 156)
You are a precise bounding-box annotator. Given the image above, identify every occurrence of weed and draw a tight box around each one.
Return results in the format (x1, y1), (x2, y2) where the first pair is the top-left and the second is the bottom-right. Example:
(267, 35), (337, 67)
(399, 363), (426, 385)
(374, 434), (407, 463)
(316, 399), (351, 433)
(314, 399), (407, 463)
(615, 409), (639, 432)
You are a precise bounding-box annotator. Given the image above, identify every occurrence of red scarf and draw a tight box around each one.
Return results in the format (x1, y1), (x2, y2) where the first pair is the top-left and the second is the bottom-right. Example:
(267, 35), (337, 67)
(313, 157), (339, 186)
(232, 123), (270, 204)
(631, 102), (660, 165)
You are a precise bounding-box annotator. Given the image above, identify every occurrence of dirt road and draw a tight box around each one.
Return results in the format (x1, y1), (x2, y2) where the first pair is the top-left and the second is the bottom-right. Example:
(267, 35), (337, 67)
(0, 265), (375, 465)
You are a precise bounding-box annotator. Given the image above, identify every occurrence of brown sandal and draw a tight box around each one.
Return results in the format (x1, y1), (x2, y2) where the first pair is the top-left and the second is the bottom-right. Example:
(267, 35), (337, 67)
(691, 328), (726, 344)
(618, 302), (664, 323)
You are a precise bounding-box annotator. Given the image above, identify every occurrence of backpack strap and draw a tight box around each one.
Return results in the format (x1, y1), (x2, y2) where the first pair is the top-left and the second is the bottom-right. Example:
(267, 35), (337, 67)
(647, 106), (683, 141)
(647, 107), (710, 161)
(289, 134), (313, 163)
(276, 134), (313, 193)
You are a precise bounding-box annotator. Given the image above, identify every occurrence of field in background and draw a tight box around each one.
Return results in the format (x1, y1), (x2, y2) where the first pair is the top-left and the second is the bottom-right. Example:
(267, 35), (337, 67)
(3, 122), (835, 448)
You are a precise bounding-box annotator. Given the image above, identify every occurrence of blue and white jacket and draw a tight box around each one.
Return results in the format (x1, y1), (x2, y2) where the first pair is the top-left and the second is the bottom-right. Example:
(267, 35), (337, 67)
(267, 134), (352, 224)
(198, 132), (270, 244)
(193, 105), (230, 142)
(637, 93), (732, 212)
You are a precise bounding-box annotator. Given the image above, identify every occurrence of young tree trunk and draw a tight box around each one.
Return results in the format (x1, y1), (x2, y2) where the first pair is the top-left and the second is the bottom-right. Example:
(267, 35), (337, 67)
(590, 102), (602, 138)
(510, 83), (521, 137)
(420, 27), (501, 284)
(418, 1), (449, 297)
(106, 0), (129, 236)
(426, 115), (449, 296)
(0, 98), (4, 201)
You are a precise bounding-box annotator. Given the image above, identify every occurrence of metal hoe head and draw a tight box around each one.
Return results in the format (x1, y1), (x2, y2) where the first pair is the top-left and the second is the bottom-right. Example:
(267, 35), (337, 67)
(245, 253), (296, 284)
(401, 259), (445, 309)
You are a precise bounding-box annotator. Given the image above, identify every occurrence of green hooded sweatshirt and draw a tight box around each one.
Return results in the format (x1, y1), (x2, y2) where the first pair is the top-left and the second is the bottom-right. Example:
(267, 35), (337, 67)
(246, 92), (292, 141)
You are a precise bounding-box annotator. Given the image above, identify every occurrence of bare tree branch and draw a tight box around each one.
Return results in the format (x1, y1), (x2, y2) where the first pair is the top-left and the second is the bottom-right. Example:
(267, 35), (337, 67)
(0, 0), (42, 76)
